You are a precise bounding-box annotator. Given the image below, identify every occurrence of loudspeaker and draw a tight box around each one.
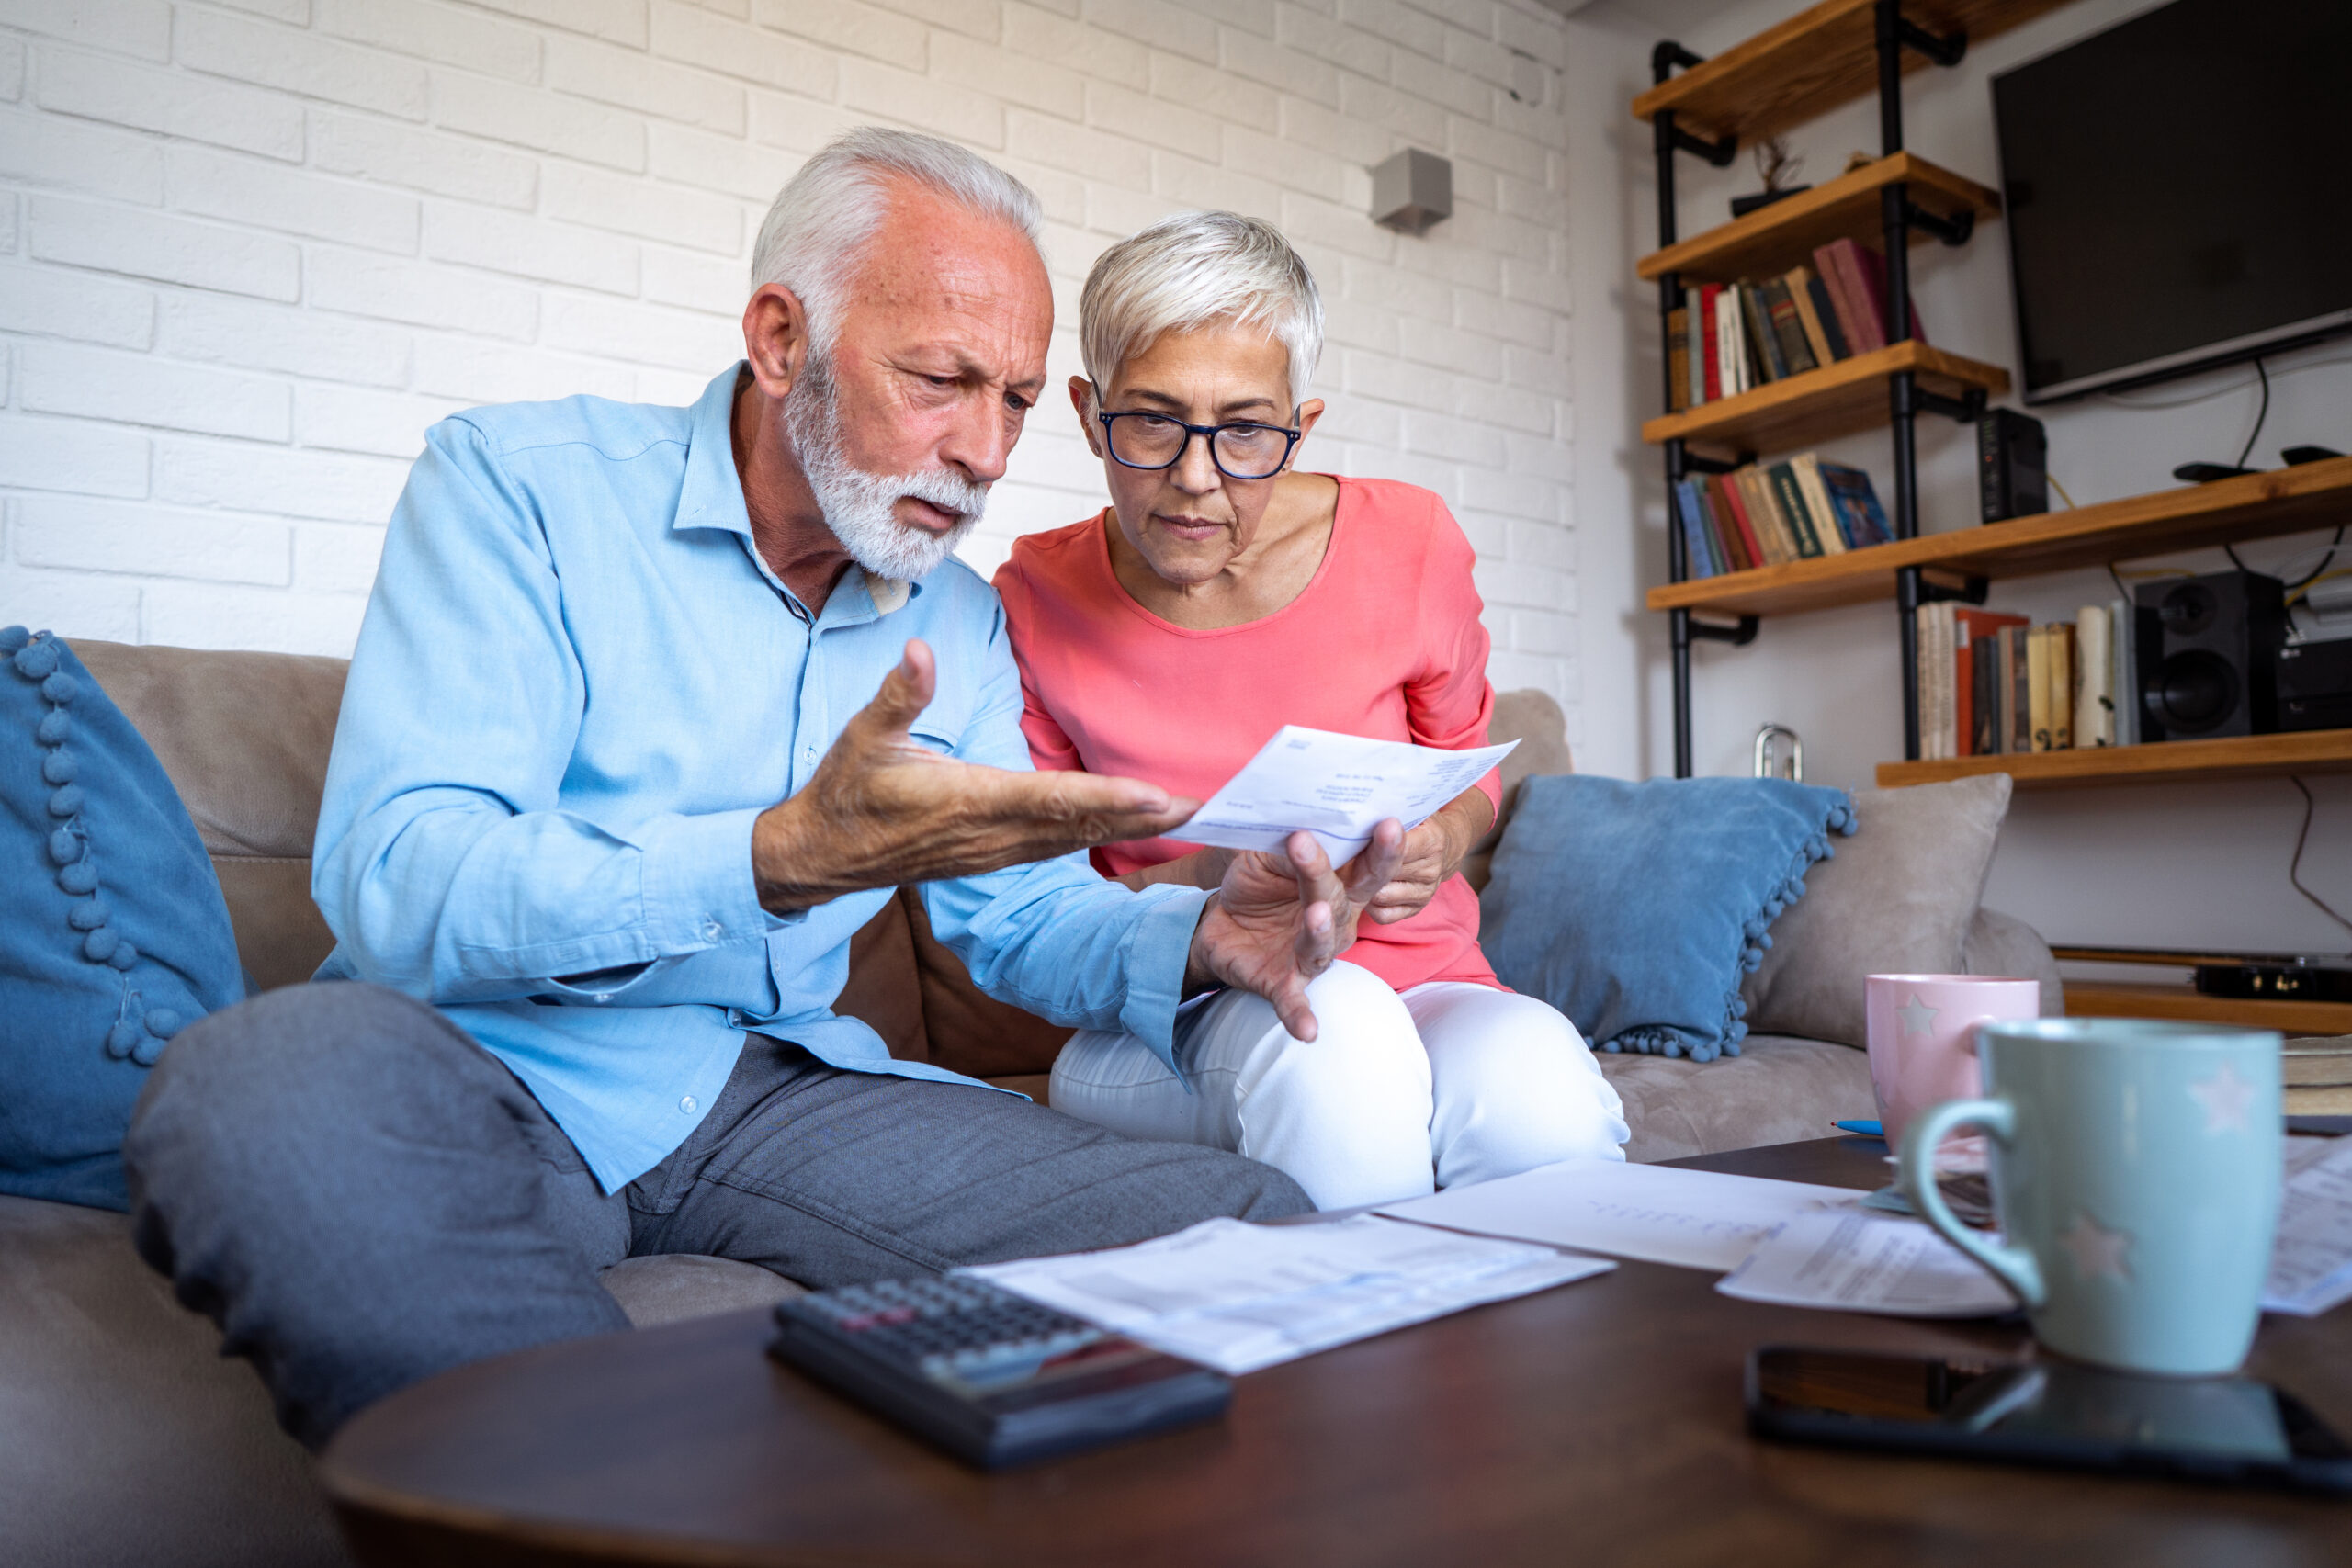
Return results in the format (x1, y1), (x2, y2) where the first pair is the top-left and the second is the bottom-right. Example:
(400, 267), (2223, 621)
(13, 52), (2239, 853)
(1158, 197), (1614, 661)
(1977, 409), (2047, 523)
(2134, 571), (2287, 741)
(2276, 637), (2352, 733)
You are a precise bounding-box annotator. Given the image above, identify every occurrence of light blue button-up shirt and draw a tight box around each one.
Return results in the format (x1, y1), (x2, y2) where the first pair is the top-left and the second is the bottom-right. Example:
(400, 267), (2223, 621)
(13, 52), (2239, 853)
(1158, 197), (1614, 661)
(313, 365), (1206, 1192)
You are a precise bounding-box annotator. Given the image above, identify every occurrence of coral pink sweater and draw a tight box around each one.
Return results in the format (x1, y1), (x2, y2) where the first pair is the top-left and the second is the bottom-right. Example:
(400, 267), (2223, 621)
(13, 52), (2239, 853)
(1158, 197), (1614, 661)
(993, 476), (1504, 992)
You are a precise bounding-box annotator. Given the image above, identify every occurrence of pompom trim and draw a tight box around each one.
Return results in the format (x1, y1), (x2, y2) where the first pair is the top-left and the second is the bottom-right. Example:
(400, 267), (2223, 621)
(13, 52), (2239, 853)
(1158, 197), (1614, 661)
(1596, 792), (1857, 1065)
(7, 627), (179, 1068)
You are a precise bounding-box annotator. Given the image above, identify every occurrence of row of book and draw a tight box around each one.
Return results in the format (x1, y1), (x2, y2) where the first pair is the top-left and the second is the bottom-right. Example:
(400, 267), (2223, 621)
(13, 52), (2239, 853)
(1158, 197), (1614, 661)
(1914, 602), (2137, 761)
(1666, 238), (1923, 411)
(1673, 454), (1891, 577)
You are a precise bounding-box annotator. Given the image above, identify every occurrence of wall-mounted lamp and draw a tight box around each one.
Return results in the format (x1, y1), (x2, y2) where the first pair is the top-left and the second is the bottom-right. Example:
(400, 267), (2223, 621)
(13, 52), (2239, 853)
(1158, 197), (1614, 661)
(1370, 148), (1452, 236)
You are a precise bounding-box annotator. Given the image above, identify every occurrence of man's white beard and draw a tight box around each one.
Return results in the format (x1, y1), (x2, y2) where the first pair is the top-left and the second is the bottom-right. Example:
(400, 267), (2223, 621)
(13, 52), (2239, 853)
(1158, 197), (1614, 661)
(785, 365), (987, 582)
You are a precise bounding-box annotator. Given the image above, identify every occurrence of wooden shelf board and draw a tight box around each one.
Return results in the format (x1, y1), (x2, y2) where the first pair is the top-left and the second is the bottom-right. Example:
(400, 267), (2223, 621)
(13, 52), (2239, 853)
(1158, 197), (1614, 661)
(1631, 0), (2078, 147)
(1641, 340), (2008, 454)
(1647, 456), (2352, 619)
(1874, 728), (2352, 790)
(1636, 153), (1999, 284)
(2063, 981), (2352, 1037)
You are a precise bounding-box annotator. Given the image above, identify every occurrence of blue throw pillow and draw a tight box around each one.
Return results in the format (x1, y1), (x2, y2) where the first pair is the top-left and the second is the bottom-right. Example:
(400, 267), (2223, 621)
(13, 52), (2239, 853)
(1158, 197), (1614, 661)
(1479, 775), (1855, 1063)
(2, 628), (243, 1210)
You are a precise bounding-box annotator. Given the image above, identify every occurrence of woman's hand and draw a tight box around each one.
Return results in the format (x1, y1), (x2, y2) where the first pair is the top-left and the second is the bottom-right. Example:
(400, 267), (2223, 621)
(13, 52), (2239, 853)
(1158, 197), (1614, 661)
(1363, 785), (1495, 925)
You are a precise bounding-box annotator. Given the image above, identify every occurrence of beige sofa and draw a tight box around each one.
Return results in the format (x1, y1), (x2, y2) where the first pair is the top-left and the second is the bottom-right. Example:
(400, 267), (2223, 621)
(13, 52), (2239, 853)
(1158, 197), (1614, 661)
(0, 641), (2053, 1567)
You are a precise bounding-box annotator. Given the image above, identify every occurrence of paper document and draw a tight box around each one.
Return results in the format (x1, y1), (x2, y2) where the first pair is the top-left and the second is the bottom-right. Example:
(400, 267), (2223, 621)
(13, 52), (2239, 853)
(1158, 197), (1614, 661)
(1717, 1207), (2018, 1317)
(1177, 726), (1518, 863)
(2265, 1137), (2352, 1316)
(1376, 1156), (1860, 1273)
(963, 1214), (1611, 1376)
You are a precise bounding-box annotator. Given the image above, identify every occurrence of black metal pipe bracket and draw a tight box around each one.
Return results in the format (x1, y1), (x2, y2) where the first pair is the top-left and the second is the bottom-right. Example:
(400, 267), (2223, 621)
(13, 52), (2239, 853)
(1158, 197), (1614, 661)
(1680, 450), (1752, 476)
(1915, 385), (1987, 423)
(1896, 15), (1967, 67)
(1688, 615), (1761, 646)
(1651, 40), (1704, 78)
(1904, 199), (1974, 246)
(1917, 575), (1991, 605)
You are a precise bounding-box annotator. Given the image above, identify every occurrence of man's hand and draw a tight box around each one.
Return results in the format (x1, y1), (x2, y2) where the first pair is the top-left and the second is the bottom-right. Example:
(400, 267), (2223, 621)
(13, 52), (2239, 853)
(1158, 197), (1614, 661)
(1183, 823), (1405, 1042)
(752, 639), (1198, 913)
(1363, 786), (1495, 926)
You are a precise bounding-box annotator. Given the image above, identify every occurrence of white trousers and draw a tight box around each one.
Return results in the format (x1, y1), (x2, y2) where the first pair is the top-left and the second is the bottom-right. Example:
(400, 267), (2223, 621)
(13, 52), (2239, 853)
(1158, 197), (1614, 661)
(1049, 961), (1630, 1211)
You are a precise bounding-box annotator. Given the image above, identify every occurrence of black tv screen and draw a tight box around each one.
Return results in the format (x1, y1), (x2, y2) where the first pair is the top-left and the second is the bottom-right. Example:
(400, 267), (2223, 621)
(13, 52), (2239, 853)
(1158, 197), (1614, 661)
(1992, 0), (2352, 404)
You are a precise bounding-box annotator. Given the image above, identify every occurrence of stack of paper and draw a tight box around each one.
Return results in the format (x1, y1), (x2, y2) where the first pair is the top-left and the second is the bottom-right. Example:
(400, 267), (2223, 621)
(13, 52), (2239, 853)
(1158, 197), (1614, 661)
(1177, 726), (1518, 863)
(1376, 1156), (1860, 1271)
(1718, 1207), (2018, 1317)
(963, 1214), (1611, 1375)
(2266, 1137), (2352, 1316)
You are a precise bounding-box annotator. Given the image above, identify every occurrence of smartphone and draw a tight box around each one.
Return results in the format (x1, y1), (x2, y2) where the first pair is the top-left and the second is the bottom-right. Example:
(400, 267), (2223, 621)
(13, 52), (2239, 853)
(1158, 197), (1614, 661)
(1747, 1346), (2352, 1495)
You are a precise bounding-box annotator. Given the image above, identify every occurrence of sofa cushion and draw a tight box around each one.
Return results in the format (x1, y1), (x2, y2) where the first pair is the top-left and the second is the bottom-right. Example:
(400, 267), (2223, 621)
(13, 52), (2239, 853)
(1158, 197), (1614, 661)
(3, 630), (246, 1211)
(0, 1195), (350, 1568)
(1480, 774), (1857, 1062)
(1740, 775), (2013, 1050)
(906, 891), (1076, 1080)
(1463, 686), (1572, 894)
(1598, 1035), (1878, 1164)
(598, 1253), (804, 1328)
(72, 638), (348, 990)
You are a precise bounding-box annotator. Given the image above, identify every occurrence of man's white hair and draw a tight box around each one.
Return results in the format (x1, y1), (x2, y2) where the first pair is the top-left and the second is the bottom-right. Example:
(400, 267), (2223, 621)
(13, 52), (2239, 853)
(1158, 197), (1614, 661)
(1080, 210), (1324, 411)
(749, 126), (1043, 363)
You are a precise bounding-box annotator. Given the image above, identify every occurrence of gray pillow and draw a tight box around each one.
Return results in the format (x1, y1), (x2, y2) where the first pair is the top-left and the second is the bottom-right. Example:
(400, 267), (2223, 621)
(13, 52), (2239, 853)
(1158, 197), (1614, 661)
(1739, 774), (2013, 1049)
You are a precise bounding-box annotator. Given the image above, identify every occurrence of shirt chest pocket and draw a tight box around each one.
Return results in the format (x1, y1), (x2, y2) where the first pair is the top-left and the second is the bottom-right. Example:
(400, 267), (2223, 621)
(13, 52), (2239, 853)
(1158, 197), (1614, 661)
(908, 724), (962, 758)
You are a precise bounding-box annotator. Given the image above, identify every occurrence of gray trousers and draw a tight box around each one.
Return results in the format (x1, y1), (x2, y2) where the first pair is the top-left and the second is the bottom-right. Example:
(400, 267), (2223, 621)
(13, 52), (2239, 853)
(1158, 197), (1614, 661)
(123, 982), (1309, 1449)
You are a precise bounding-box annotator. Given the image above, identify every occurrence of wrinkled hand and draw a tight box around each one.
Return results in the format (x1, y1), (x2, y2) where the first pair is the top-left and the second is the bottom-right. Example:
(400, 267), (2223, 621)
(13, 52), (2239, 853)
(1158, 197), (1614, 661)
(752, 639), (1198, 913)
(1184, 822), (1405, 1041)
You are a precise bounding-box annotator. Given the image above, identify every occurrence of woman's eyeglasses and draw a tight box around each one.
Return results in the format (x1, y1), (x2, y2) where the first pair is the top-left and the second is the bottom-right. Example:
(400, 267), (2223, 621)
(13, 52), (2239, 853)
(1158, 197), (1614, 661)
(1096, 411), (1301, 481)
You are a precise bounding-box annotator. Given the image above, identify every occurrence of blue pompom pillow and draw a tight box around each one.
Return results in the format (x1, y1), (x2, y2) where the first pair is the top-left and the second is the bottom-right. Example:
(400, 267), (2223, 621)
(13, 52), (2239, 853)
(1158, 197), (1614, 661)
(1479, 775), (1856, 1063)
(2, 628), (243, 1210)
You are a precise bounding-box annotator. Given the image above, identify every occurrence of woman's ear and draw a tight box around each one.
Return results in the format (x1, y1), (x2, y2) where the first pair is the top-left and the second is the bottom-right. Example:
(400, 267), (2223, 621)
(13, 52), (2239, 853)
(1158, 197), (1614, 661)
(1069, 376), (1104, 457)
(1284, 398), (1328, 469)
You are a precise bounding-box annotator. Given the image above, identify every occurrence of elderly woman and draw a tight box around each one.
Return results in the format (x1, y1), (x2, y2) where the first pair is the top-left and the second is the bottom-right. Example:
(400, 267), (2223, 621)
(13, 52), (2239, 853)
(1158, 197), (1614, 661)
(992, 212), (1628, 1209)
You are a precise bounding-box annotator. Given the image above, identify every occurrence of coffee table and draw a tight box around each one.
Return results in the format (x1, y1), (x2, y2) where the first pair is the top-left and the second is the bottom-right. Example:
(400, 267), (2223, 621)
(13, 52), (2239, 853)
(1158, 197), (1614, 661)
(320, 1137), (2352, 1566)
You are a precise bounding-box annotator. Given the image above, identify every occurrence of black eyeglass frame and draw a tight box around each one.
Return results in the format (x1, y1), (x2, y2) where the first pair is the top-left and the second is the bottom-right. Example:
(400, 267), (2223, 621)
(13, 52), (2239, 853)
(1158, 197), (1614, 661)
(1094, 409), (1303, 482)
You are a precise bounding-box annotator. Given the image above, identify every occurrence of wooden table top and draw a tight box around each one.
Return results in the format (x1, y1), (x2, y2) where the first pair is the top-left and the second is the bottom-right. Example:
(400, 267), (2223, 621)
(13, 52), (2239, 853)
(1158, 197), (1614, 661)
(320, 1138), (2352, 1567)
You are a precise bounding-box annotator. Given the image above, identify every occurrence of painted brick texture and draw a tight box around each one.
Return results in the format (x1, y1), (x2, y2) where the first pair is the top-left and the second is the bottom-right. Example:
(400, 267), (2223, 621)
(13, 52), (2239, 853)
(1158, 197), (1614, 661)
(0, 0), (1577, 714)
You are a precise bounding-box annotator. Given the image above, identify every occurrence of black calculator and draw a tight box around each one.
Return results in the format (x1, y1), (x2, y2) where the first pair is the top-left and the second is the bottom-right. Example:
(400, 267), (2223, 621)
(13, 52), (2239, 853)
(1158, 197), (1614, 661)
(768, 1275), (1231, 1469)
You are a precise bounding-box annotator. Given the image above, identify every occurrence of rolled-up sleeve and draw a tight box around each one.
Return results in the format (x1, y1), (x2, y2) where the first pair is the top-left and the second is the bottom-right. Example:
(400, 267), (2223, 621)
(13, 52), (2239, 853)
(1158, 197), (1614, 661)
(311, 419), (767, 1003)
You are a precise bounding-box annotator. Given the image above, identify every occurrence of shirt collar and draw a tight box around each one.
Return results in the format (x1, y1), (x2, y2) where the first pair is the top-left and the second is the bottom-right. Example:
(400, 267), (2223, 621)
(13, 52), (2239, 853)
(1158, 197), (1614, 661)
(673, 361), (919, 619)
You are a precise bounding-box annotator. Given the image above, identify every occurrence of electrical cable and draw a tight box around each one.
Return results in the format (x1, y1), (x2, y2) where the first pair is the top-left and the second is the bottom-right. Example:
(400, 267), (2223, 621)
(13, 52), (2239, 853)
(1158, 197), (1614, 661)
(2098, 349), (2352, 411)
(2222, 359), (2271, 573)
(2287, 778), (2352, 953)
(2281, 527), (2344, 593)
(2233, 358), (2271, 471)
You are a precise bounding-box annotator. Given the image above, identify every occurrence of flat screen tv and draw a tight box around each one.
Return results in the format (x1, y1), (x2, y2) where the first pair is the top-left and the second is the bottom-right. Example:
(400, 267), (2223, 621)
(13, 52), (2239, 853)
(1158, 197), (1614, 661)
(1992, 0), (2352, 405)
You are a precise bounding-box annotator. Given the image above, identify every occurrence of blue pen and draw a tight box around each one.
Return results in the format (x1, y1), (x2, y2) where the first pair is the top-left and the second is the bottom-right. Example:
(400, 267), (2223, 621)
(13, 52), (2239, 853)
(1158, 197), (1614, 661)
(1833, 1119), (1883, 1137)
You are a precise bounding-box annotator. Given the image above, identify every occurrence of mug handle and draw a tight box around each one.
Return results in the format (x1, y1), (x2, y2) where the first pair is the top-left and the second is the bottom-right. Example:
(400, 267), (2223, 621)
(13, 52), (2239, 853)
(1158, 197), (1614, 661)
(1896, 1097), (2046, 1310)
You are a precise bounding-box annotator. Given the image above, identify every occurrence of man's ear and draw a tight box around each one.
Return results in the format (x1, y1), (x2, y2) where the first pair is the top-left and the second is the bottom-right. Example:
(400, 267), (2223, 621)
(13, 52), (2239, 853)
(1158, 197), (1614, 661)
(742, 284), (812, 400)
(1069, 376), (1104, 457)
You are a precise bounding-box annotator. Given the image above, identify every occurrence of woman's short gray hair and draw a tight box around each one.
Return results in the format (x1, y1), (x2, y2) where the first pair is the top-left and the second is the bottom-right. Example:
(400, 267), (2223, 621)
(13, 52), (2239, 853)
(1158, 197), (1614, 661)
(750, 126), (1043, 365)
(1080, 210), (1324, 409)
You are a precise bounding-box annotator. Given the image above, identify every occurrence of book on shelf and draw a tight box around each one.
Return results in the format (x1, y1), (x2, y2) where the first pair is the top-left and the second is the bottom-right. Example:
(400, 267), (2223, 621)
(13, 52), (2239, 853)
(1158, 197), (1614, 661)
(1668, 306), (1690, 412)
(1916, 604), (2142, 761)
(1673, 457), (1899, 577)
(1670, 243), (1930, 412)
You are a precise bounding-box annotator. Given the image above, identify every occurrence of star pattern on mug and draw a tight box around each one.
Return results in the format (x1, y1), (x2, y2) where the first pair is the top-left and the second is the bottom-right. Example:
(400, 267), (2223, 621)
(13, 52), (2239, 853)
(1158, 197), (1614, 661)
(2057, 1210), (2133, 1283)
(1896, 993), (1940, 1037)
(2188, 1062), (2256, 1136)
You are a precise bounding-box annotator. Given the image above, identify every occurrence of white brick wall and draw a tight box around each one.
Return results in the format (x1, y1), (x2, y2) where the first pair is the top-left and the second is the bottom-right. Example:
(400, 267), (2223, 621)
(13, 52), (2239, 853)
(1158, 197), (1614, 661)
(0, 0), (1580, 716)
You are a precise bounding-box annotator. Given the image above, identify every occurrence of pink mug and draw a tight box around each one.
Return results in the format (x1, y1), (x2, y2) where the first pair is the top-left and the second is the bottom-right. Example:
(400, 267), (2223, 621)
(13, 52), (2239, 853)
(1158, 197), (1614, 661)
(1863, 974), (2042, 1149)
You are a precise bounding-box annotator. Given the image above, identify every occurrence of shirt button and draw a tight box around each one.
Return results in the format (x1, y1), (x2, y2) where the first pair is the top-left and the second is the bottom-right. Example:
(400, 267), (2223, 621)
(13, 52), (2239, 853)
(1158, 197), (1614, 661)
(680, 1095), (698, 1115)
(701, 919), (723, 941)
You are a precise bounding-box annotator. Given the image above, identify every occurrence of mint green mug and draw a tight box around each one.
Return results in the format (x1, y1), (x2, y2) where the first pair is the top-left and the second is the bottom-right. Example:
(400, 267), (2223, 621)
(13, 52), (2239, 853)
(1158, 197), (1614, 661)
(1898, 1018), (2281, 1377)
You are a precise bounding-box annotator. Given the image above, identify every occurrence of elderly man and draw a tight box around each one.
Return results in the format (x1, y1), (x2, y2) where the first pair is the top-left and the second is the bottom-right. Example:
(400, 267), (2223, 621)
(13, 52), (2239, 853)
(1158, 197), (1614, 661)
(125, 128), (1398, 1448)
